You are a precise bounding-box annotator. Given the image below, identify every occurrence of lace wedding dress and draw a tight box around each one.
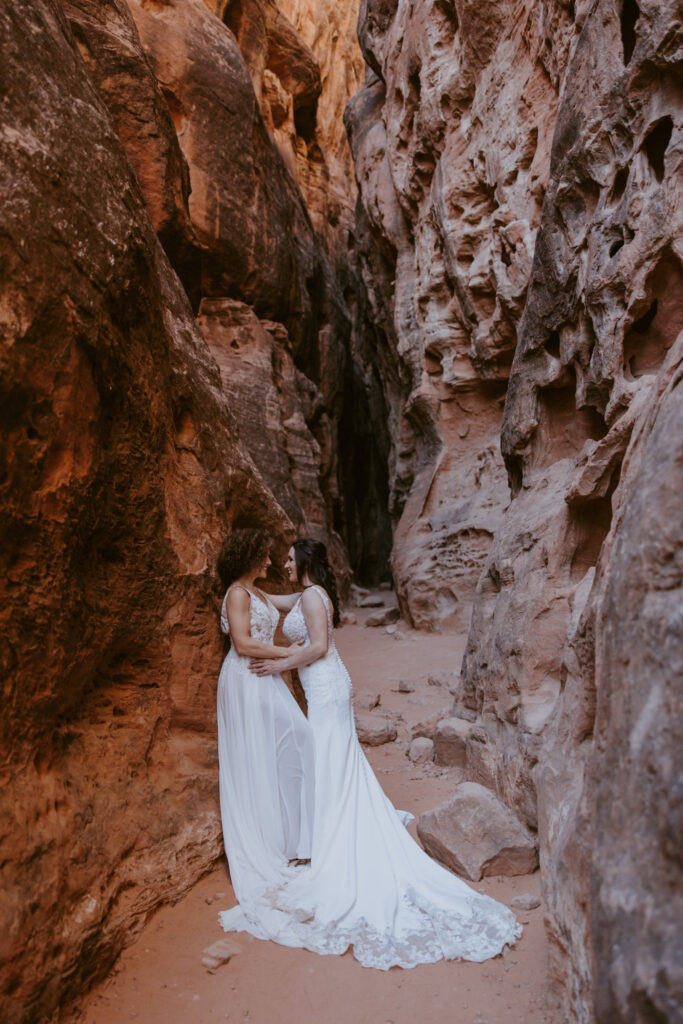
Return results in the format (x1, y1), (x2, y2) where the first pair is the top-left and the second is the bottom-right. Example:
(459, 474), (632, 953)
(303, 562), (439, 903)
(217, 587), (314, 909)
(219, 585), (521, 969)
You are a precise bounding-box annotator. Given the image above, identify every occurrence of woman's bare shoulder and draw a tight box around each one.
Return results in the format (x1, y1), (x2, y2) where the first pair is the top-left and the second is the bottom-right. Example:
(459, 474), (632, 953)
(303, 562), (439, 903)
(226, 585), (251, 608)
(301, 586), (328, 612)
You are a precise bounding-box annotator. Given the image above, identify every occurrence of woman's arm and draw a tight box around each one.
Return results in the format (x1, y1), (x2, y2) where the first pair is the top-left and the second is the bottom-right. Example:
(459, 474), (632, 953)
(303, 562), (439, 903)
(260, 590), (301, 612)
(225, 588), (291, 659)
(250, 588), (329, 676)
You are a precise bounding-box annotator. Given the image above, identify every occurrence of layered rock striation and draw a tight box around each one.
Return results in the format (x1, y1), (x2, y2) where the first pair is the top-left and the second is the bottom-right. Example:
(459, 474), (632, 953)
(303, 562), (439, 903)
(351, 0), (682, 1019)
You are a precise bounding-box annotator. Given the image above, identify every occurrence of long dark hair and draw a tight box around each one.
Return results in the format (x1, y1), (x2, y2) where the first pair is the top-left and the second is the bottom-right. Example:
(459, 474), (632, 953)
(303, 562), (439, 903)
(217, 528), (271, 591)
(293, 539), (340, 627)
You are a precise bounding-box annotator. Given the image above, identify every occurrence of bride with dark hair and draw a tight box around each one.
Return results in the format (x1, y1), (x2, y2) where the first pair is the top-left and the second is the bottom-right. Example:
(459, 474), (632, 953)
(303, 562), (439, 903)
(218, 537), (521, 970)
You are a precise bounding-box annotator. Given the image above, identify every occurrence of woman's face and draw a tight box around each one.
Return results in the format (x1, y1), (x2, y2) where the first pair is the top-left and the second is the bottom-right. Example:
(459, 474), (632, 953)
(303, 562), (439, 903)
(257, 550), (271, 577)
(285, 547), (297, 584)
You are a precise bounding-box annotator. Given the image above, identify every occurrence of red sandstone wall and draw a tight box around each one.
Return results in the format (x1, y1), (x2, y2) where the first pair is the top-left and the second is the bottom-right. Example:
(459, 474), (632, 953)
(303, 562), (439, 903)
(0, 0), (364, 1019)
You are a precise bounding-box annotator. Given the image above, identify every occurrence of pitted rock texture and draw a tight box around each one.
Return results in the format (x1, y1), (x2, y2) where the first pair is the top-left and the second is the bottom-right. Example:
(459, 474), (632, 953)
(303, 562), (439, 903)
(0, 1), (292, 1020)
(347, 0), (565, 628)
(353, 0), (682, 1019)
(456, 3), (683, 1019)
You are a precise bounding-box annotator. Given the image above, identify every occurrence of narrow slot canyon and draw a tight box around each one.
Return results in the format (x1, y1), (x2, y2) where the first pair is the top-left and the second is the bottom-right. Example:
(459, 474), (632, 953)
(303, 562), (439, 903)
(1, 1), (681, 1022)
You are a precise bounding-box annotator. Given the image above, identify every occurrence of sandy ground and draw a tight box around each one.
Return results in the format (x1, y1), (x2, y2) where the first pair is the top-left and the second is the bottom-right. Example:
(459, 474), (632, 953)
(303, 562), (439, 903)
(71, 608), (560, 1024)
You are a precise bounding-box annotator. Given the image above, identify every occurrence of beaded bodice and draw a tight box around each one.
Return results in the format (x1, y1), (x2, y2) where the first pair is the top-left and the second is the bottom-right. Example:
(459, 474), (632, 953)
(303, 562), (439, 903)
(283, 586), (348, 708)
(282, 586), (335, 650)
(221, 587), (279, 643)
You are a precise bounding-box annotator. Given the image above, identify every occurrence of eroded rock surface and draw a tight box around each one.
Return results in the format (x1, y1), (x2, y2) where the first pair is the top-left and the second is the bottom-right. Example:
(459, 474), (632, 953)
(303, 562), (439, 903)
(63, 0), (201, 304)
(347, 0), (566, 628)
(1, 0), (373, 1020)
(352, 0), (682, 1019)
(198, 298), (349, 570)
(200, 0), (393, 583)
(0, 1), (290, 1019)
(128, 0), (345, 378)
(457, 4), (683, 1018)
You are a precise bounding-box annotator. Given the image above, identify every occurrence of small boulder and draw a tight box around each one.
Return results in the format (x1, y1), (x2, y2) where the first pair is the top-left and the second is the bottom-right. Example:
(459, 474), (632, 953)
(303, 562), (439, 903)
(397, 678), (416, 693)
(202, 937), (242, 972)
(340, 610), (357, 626)
(408, 737), (434, 764)
(433, 717), (472, 768)
(365, 607), (400, 627)
(511, 893), (542, 911)
(354, 691), (381, 711)
(452, 703), (478, 722)
(417, 782), (538, 881)
(359, 594), (385, 608)
(355, 713), (397, 746)
(410, 711), (445, 741)
(349, 584), (371, 607)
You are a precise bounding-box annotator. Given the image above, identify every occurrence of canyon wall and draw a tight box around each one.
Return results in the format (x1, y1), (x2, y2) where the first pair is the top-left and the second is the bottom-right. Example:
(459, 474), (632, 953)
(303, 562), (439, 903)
(197, 0), (394, 581)
(0, 0), (368, 1020)
(347, 0), (568, 629)
(0, 2), (287, 1018)
(351, 0), (682, 1019)
(3, 0), (681, 1019)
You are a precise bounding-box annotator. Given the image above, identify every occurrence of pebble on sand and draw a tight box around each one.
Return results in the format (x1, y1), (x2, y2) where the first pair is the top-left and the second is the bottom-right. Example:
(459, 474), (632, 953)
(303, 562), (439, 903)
(201, 938), (242, 973)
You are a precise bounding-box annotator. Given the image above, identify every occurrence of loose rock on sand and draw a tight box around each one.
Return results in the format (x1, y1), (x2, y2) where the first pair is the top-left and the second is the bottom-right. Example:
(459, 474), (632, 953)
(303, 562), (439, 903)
(417, 782), (538, 882)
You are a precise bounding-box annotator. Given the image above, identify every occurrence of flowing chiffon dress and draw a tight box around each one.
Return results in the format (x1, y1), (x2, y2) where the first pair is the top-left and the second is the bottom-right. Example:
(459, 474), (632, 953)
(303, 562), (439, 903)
(217, 586), (315, 910)
(219, 585), (521, 969)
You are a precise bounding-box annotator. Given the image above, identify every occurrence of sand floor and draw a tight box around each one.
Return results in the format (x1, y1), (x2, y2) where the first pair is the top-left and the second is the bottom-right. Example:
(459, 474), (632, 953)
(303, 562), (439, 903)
(71, 610), (560, 1024)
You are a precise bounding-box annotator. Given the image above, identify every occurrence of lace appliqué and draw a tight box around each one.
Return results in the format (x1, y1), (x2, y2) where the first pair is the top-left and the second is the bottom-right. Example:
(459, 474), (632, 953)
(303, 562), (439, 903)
(283, 593), (351, 708)
(221, 589), (279, 643)
(224, 882), (521, 970)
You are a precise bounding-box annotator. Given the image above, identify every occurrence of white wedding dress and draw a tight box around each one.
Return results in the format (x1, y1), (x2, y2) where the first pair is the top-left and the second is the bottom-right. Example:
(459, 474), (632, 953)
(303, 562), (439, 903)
(217, 587), (315, 908)
(219, 585), (521, 968)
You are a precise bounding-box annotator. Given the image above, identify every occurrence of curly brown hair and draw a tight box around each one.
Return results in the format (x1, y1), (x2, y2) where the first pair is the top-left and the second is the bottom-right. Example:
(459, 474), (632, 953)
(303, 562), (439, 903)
(216, 529), (272, 590)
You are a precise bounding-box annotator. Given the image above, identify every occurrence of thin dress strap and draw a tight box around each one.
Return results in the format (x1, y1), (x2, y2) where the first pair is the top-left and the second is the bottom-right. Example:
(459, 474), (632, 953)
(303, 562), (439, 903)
(307, 585), (332, 624)
(221, 584), (252, 635)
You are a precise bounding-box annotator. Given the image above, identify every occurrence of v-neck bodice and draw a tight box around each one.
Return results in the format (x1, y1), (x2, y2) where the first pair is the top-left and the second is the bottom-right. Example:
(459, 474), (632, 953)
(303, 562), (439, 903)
(221, 586), (279, 643)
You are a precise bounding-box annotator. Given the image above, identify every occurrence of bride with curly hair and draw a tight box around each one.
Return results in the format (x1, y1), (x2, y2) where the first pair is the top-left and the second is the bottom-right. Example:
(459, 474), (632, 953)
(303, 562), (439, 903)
(216, 529), (314, 917)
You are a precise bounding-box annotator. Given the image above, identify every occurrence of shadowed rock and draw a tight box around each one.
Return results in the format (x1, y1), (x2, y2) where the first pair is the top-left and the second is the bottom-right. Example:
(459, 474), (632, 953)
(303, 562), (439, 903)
(433, 717), (472, 768)
(365, 606), (400, 627)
